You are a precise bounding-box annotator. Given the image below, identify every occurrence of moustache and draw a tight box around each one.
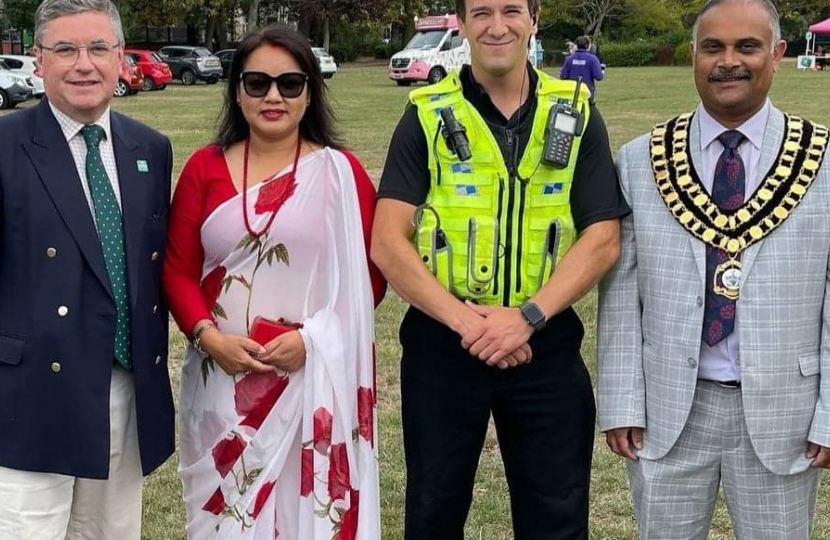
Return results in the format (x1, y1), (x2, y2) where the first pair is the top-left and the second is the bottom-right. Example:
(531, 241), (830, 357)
(707, 69), (751, 82)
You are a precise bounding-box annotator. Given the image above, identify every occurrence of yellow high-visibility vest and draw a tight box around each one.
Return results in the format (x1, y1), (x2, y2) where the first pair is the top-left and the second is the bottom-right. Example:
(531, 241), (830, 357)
(410, 69), (591, 306)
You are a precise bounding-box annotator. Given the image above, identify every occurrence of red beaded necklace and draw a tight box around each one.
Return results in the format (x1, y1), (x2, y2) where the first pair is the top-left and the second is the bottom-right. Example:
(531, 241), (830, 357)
(241, 135), (302, 238)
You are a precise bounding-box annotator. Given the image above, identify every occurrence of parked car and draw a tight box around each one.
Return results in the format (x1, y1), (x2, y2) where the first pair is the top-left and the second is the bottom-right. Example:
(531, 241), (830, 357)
(312, 47), (337, 79)
(215, 48), (235, 79)
(157, 46), (222, 85)
(0, 54), (44, 97)
(114, 54), (143, 97)
(0, 62), (34, 110)
(124, 48), (173, 91)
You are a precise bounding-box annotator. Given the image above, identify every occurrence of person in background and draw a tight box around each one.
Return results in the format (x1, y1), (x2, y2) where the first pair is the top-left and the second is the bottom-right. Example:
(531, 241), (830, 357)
(560, 35), (604, 104)
(588, 36), (605, 68)
(0, 0), (175, 538)
(564, 38), (577, 55)
(816, 45), (827, 70)
(163, 23), (385, 539)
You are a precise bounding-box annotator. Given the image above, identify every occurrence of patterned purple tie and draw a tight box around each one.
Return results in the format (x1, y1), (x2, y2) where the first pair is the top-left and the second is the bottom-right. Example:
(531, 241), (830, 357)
(702, 130), (745, 347)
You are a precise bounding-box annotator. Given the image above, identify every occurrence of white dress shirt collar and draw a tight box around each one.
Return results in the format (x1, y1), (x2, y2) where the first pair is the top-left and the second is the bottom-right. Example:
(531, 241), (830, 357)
(49, 103), (113, 145)
(697, 99), (769, 153)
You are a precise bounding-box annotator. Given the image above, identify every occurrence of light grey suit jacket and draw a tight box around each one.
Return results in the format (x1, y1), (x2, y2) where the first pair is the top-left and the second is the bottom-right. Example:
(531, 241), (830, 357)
(597, 105), (830, 475)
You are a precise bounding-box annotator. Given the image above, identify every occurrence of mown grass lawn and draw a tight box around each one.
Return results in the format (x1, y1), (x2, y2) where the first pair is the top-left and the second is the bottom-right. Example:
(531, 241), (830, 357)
(5, 60), (830, 539)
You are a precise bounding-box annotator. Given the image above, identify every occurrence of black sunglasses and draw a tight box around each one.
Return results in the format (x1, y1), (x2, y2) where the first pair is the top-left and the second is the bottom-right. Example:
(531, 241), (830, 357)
(240, 71), (308, 99)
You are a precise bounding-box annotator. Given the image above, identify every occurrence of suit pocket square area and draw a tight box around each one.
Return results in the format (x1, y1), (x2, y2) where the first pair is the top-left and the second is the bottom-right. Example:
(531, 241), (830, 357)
(0, 333), (25, 366)
(798, 352), (820, 377)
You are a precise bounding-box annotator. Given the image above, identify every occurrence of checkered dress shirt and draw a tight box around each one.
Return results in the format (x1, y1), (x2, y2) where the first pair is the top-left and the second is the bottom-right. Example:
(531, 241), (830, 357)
(49, 103), (122, 222)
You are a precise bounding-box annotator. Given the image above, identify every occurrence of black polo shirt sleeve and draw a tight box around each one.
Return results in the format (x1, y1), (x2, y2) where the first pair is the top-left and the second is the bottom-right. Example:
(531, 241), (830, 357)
(570, 106), (631, 232)
(377, 105), (431, 206)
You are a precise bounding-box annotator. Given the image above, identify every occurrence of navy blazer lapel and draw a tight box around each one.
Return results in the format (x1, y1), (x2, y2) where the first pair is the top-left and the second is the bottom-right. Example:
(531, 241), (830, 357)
(24, 100), (113, 298)
(111, 113), (148, 310)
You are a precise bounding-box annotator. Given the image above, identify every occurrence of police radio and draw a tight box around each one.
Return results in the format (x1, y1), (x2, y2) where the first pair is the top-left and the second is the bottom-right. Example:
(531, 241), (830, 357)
(542, 77), (585, 168)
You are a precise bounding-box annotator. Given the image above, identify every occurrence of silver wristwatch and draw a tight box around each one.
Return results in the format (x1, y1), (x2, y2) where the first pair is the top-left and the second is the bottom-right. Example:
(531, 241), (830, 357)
(192, 322), (216, 353)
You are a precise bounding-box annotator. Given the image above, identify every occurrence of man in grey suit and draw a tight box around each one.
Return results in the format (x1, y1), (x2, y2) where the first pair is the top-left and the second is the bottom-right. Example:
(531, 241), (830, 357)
(597, 0), (830, 538)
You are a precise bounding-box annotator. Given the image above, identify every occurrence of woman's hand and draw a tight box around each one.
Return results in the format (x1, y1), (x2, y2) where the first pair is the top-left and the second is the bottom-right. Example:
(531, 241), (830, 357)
(257, 330), (307, 372)
(199, 327), (271, 376)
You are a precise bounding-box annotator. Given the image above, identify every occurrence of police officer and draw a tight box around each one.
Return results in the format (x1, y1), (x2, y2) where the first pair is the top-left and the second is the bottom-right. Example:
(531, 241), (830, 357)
(372, 0), (629, 538)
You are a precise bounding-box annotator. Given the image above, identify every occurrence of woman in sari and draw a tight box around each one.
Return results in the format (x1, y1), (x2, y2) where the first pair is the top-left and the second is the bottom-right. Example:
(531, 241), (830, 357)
(163, 24), (385, 539)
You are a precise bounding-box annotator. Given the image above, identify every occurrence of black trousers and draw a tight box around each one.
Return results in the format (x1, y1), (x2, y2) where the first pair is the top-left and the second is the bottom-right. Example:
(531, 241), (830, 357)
(400, 307), (596, 540)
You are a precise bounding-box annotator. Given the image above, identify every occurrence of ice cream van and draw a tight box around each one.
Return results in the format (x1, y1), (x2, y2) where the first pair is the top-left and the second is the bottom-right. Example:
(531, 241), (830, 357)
(388, 14), (469, 86)
(388, 13), (538, 86)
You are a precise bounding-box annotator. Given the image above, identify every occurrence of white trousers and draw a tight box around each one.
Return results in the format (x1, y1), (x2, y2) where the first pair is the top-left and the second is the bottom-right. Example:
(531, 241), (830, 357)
(0, 367), (143, 540)
(627, 380), (821, 540)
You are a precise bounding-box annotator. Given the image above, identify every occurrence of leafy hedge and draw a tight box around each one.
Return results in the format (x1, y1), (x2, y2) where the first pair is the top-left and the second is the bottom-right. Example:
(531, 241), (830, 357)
(374, 44), (394, 60)
(599, 31), (693, 67)
(601, 42), (657, 67)
(674, 43), (692, 65)
(328, 44), (359, 64)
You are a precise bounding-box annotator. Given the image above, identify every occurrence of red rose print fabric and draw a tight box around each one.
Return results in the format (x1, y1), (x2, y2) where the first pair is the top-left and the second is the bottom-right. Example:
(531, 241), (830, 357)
(327, 442), (351, 501)
(250, 480), (276, 519)
(235, 371), (290, 430)
(357, 387), (374, 447)
(202, 487), (226, 515)
(200, 265), (227, 321)
(255, 172), (297, 215)
(313, 407), (333, 454)
(177, 149), (379, 539)
(212, 432), (247, 478)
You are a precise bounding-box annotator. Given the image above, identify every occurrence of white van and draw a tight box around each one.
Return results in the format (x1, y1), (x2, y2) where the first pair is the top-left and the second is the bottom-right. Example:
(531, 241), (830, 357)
(389, 15), (468, 86)
(0, 65), (34, 110)
(388, 14), (538, 86)
(0, 55), (44, 97)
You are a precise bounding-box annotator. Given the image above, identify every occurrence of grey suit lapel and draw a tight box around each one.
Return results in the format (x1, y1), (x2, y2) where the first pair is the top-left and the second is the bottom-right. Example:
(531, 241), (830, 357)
(688, 113), (707, 286)
(740, 106), (785, 278)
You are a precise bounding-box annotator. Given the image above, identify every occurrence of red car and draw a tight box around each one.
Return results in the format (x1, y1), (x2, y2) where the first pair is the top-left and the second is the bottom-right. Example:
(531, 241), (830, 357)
(124, 48), (173, 91)
(114, 54), (143, 97)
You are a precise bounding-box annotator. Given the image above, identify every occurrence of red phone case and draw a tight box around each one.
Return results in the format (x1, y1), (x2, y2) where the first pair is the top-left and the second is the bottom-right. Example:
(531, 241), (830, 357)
(249, 316), (302, 345)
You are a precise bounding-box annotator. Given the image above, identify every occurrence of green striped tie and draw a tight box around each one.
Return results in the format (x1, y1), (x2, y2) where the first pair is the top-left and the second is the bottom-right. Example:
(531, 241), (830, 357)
(81, 125), (132, 370)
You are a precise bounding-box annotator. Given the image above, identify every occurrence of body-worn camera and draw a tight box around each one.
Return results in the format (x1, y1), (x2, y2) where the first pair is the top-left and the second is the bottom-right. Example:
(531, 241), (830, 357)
(440, 107), (472, 162)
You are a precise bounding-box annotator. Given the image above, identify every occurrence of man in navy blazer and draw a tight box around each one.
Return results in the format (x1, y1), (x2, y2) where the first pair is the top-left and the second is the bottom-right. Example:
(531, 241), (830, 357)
(0, 0), (174, 537)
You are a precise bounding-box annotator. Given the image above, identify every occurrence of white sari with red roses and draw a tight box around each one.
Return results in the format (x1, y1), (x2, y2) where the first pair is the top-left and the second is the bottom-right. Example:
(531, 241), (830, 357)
(178, 148), (379, 540)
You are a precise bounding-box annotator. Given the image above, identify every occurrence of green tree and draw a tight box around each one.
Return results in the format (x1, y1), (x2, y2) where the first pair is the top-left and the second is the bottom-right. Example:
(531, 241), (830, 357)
(3, 0), (39, 37)
(775, 0), (830, 41)
(120, 0), (180, 27)
(540, 0), (626, 35)
(286, 0), (391, 50)
(540, 0), (581, 26)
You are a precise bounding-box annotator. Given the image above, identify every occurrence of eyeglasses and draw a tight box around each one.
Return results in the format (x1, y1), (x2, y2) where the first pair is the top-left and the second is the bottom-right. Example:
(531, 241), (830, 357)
(240, 71), (308, 99)
(39, 42), (120, 66)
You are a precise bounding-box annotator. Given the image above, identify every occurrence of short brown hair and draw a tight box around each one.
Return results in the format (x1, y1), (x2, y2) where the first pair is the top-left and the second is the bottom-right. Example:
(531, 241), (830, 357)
(455, 0), (540, 22)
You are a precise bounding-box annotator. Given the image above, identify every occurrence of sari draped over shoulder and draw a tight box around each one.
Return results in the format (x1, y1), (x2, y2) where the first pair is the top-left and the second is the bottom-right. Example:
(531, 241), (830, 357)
(178, 148), (379, 540)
